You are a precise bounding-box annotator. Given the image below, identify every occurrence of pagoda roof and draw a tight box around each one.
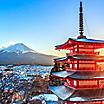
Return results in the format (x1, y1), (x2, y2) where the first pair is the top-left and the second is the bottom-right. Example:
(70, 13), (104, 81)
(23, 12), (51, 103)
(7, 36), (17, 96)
(55, 38), (104, 50)
(49, 85), (74, 100)
(52, 71), (104, 80)
(49, 85), (104, 102)
(54, 55), (104, 62)
(76, 38), (104, 43)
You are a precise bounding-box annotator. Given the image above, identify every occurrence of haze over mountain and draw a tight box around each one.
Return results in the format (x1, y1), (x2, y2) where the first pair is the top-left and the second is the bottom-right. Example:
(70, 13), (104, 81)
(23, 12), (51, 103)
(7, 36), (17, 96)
(0, 43), (55, 65)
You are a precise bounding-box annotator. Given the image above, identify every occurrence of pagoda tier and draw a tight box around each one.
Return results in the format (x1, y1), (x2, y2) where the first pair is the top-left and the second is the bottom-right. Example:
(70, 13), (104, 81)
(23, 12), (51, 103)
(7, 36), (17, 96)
(54, 55), (104, 62)
(53, 55), (104, 71)
(55, 38), (104, 50)
(49, 85), (104, 103)
(51, 71), (104, 89)
(55, 38), (104, 56)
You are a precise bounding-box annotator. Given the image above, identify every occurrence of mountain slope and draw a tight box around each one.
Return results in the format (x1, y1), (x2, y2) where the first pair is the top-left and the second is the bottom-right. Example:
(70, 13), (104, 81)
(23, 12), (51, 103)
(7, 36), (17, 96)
(0, 43), (55, 65)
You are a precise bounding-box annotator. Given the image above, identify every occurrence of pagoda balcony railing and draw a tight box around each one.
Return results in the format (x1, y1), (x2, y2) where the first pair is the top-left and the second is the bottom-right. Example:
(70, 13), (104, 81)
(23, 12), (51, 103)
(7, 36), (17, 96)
(66, 67), (97, 71)
(64, 78), (104, 89)
(67, 51), (99, 56)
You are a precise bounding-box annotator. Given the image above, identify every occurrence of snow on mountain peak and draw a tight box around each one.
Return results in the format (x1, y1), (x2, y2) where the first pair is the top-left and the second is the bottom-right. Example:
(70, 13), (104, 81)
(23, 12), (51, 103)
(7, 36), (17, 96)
(1, 43), (37, 54)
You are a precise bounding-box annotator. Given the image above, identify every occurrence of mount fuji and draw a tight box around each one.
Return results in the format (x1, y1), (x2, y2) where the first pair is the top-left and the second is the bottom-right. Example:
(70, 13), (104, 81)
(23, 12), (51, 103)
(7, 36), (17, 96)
(0, 43), (55, 65)
(0, 43), (37, 54)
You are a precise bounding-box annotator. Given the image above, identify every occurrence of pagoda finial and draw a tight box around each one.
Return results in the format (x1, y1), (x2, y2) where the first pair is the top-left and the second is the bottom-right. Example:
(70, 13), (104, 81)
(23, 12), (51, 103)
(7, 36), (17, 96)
(77, 1), (86, 39)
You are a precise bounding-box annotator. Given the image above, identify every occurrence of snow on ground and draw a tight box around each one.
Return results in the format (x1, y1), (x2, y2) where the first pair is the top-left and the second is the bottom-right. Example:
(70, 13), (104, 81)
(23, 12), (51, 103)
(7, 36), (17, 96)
(32, 94), (59, 104)
(70, 97), (85, 101)
(0, 65), (52, 81)
(12, 65), (52, 78)
(0, 65), (56, 103)
(32, 94), (58, 101)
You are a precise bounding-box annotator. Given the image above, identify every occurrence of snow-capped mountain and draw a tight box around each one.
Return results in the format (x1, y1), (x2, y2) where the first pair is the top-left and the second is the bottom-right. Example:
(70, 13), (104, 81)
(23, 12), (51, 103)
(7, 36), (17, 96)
(0, 43), (36, 54)
(0, 43), (55, 65)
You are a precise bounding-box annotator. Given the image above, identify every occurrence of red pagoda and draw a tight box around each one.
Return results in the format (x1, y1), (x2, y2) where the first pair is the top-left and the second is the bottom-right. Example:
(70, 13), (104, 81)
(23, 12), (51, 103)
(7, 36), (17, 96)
(49, 1), (104, 104)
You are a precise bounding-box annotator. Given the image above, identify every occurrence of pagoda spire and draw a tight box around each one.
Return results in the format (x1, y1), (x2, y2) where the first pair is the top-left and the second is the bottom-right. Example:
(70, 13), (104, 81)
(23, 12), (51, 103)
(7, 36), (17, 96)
(77, 1), (86, 39)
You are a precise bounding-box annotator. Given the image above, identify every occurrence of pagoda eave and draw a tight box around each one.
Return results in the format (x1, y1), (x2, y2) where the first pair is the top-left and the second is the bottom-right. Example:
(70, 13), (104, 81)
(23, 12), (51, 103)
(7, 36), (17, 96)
(55, 38), (104, 50)
(51, 71), (75, 78)
(51, 71), (104, 80)
(55, 39), (75, 50)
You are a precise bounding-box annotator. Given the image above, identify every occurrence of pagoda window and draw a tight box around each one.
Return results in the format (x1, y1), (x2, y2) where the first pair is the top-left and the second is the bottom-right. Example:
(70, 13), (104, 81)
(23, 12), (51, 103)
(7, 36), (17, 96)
(99, 80), (104, 87)
(75, 48), (77, 52)
(68, 59), (70, 62)
(97, 62), (104, 71)
(70, 64), (72, 69)
(74, 64), (77, 68)
(74, 80), (77, 86)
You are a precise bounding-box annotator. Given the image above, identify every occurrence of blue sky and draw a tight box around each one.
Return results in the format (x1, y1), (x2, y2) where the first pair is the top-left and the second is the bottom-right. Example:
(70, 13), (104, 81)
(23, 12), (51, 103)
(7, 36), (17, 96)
(0, 0), (104, 56)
